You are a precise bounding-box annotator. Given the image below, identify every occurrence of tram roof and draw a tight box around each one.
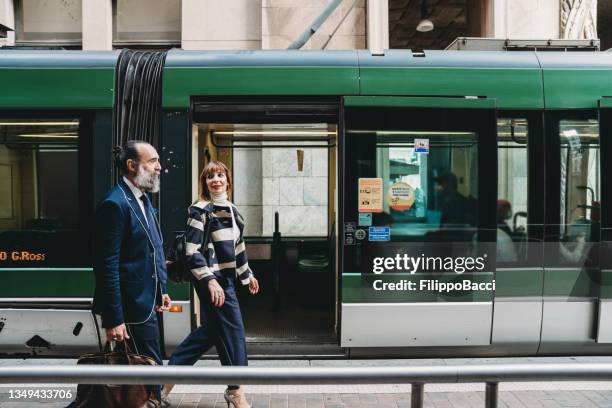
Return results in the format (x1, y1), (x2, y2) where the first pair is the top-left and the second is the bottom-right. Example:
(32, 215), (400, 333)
(2, 49), (612, 110)
(0, 50), (119, 109)
(162, 49), (612, 110)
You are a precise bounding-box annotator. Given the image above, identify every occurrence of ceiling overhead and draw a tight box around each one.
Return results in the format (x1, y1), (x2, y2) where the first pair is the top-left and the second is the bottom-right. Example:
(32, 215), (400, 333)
(389, 0), (467, 50)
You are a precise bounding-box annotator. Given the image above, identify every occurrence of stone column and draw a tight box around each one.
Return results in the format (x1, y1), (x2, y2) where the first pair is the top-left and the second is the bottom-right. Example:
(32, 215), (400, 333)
(82, 0), (112, 50)
(367, 0), (389, 54)
(182, 0), (261, 50)
(560, 0), (597, 39)
(0, 0), (15, 46)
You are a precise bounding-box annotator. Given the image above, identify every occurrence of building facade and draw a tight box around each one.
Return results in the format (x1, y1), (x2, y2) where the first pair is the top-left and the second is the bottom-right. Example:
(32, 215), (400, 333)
(0, 0), (602, 51)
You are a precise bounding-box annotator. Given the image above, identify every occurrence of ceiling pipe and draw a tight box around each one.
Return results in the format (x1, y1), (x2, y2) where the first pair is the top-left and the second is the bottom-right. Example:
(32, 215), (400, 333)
(287, 0), (343, 49)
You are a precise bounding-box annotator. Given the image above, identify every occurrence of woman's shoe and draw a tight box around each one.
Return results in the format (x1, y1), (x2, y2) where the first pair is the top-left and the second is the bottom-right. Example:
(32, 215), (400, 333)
(223, 387), (251, 408)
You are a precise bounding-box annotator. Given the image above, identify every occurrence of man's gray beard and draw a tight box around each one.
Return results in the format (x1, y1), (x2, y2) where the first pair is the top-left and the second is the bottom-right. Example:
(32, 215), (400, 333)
(134, 165), (160, 193)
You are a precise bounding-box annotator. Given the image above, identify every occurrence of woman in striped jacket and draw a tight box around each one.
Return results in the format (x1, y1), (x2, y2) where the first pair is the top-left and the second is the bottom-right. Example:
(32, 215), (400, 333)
(163, 161), (259, 408)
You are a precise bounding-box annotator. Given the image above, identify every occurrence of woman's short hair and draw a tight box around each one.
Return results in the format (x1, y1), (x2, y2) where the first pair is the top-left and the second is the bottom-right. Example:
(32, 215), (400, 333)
(112, 140), (148, 175)
(200, 160), (233, 201)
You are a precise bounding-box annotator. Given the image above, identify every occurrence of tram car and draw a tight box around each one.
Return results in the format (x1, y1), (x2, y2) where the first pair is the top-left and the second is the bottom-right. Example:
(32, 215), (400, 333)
(0, 47), (611, 358)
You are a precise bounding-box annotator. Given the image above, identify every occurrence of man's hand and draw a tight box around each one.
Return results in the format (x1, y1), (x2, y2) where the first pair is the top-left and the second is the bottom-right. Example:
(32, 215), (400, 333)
(248, 276), (259, 295)
(208, 279), (225, 307)
(156, 294), (172, 312)
(106, 323), (129, 342)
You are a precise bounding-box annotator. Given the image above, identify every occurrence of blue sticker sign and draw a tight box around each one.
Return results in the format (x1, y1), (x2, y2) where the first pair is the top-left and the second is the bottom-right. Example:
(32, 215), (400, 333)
(414, 138), (429, 154)
(368, 226), (390, 241)
(358, 212), (372, 226)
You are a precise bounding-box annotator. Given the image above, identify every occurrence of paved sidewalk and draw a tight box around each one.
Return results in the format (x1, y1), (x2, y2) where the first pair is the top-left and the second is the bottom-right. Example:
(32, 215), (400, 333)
(164, 390), (612, 408)
(2, 389), (612, 407)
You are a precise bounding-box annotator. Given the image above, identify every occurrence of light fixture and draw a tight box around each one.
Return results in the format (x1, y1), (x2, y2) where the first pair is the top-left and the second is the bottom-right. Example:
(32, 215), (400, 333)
(213, 130), (336, 136)
(0, 121), (78, 126)
(416, 0), (434, 32)
(18, 133), (79, 139)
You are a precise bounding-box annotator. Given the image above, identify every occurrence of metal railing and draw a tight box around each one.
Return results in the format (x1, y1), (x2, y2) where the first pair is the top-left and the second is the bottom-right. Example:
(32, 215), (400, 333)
(2, 363), (612, 408)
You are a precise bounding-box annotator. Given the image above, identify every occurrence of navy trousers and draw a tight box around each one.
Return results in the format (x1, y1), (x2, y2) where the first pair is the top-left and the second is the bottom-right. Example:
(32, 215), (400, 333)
(169, 277), (248, 388)
(126, 312), (163, 401)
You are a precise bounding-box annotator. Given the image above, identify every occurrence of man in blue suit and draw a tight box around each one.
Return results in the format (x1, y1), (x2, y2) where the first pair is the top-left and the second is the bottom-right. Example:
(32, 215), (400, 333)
(92, 140), (171, 398)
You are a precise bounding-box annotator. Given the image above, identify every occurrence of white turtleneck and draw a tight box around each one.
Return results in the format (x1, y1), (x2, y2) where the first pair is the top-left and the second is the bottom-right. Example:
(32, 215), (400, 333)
(211, 192), (240, 243)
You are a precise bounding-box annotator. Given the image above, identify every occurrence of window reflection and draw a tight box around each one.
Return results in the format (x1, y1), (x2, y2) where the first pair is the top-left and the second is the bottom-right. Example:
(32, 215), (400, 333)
(559, 119), (600, 265)
(497, 118), (528, 263)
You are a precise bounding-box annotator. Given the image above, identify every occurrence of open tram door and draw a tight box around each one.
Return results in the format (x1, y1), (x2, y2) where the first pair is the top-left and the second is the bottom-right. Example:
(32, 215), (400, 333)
(340, 96), (498, 349)
(187, 99), (341, 355)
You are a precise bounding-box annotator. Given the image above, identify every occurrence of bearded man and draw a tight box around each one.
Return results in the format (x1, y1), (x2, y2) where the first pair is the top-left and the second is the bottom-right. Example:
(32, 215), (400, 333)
(92, 140), (171, 401)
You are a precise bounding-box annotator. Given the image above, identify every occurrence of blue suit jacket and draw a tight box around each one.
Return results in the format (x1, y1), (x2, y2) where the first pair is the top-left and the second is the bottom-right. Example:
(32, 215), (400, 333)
(92, 180), (168, 328)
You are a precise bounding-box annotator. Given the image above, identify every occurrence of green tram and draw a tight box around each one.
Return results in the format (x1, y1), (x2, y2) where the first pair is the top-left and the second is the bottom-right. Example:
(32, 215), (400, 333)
(1, 48), (611, 358)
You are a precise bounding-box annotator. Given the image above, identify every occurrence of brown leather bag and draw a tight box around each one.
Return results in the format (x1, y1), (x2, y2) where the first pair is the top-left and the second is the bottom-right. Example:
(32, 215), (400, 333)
(69, 342), (160, 408)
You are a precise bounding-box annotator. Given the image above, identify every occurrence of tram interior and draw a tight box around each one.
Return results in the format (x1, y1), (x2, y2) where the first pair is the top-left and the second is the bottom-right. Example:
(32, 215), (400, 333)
(193, 120), (338, 344)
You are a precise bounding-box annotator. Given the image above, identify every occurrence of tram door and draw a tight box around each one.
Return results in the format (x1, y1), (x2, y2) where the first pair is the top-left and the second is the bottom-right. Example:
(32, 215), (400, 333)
(340, 96), (498, 347)
(189, 100), (340, 351)
(539, 111), (602, 350)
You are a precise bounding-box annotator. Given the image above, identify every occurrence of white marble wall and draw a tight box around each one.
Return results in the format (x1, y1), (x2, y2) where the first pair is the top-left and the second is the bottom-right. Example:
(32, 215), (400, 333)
(233, 147), (328, 237)
(486, 0), (560, 38)
(262, 0), (366, 49)
(261, 148), (328, 236)
(0, 0), (15, 46)
(183, 0), (262, 50)
(233, 148), (263, 236)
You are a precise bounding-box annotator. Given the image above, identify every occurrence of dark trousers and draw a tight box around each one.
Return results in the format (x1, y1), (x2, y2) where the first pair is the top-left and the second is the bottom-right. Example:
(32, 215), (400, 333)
(169, 277), (248, 389)
(126, 312), (163, 401)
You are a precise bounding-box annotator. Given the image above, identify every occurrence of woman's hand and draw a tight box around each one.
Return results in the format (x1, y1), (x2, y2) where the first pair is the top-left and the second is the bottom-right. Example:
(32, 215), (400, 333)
(207, 279), (225, 307)
(248, 276), (259, 295)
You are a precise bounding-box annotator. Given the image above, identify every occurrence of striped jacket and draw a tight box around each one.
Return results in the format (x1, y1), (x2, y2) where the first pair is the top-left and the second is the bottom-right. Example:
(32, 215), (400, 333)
(185, 200), (253, 285)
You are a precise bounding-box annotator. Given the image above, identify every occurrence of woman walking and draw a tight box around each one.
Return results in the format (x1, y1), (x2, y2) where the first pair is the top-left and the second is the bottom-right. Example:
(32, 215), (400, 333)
(163, 161), (259, 408)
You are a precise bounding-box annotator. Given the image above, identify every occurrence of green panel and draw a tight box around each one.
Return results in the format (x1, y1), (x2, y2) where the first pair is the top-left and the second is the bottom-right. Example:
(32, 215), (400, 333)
(494, 268), (543, 297)
(342, 272), (494, 303)
(0, 68), (114, 108)
(600, 270), (612, 299)
(0, 268), (190, 300)
(543, 268), (599, 298)
(163, 67), (359, 108)
(359, 67), (543, 109)
(544, 70), (612, 109)
(166, 281), (190, 300)
(599, 98), (612, 108)
(344, 96), (496, 109)
(0, 268), (94, 297)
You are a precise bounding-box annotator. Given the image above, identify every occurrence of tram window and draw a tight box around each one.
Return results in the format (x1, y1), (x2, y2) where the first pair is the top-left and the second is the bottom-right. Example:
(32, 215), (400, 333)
(497, 118), (528, 263)
(349, 129), (479, 242)
(0, 119), (86, 267)
(558, 119), (600, 264)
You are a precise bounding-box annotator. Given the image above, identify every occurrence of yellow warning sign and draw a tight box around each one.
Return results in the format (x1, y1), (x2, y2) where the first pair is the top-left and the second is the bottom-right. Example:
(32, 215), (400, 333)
(358, 178), (383, 213)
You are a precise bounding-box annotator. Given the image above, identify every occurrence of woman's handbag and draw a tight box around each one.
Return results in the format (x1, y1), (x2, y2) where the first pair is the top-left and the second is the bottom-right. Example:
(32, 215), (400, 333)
(167, 208), (212, 283)
(69, 341), (160, 408)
